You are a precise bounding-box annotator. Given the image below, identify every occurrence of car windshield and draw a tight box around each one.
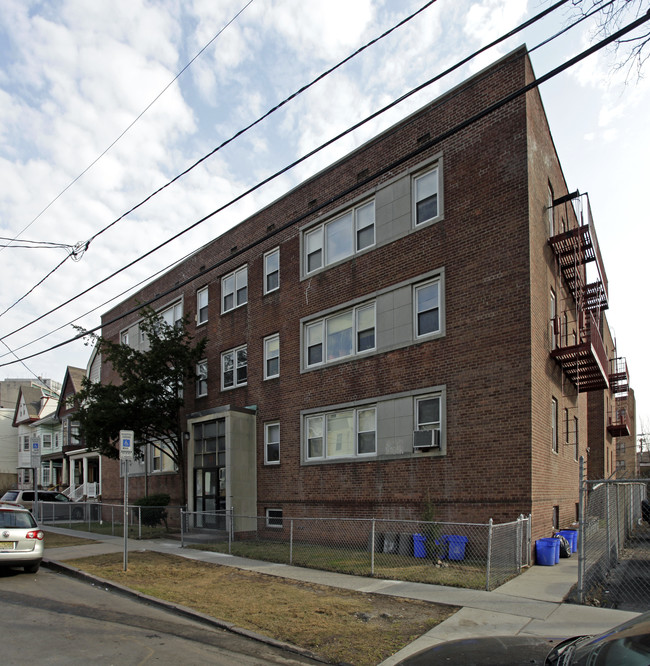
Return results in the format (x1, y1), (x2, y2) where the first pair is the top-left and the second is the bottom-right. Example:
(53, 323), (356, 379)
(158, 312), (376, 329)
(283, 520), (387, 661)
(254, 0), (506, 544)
(0, 509), (37, 528)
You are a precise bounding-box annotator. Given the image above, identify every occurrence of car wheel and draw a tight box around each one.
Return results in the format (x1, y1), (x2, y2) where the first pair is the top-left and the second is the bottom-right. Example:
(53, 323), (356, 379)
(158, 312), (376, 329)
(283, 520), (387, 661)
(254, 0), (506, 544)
(72, 507), (83, 520)
(24, 563), (40, 574)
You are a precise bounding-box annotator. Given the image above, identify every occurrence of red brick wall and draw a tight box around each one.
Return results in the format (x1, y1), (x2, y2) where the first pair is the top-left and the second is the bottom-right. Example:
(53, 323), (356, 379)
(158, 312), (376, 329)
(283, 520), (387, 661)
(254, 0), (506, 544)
(98, 47), (602, 539)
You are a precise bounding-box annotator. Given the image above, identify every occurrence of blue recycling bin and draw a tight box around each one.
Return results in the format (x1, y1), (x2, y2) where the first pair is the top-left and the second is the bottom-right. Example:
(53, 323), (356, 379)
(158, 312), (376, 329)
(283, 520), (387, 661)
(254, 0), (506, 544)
(441, 534), (468, 561)
(536, 538), (557, 566)
(559, 529), (578, 553)
(413, 533), (426, 558)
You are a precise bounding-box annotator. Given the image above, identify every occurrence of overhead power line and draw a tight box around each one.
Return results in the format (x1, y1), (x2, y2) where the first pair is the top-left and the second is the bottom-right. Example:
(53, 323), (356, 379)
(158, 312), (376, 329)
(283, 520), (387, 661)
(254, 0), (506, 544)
(0, 0), (569, 349)
(0, 0), (439, 323)
(0, 0), (256, 255)
(3, 6), (647, 370)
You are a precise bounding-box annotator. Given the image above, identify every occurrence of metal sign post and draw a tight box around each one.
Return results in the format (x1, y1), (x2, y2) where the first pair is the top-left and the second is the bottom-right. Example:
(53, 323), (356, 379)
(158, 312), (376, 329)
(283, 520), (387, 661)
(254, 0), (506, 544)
(119, 430), (134, 572)
(31, 439), (41, 521)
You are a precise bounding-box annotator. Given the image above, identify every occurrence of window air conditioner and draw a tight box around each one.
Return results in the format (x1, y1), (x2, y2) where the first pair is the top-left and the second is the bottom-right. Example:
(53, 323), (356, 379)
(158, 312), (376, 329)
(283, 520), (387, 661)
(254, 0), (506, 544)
(413, 429), (440, 449)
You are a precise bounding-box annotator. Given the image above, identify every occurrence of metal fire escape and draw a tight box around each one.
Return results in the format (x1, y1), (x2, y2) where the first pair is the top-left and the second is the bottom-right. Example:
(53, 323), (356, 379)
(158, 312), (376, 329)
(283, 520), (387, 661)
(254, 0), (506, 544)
(608, 356), (631, 437)
(547, 191), (611, 393)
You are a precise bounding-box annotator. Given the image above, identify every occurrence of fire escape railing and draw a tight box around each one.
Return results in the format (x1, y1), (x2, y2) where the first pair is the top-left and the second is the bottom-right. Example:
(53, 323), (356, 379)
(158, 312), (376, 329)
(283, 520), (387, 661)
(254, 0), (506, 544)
(608, 357), (631, 437)
(548, 192), (610, 393)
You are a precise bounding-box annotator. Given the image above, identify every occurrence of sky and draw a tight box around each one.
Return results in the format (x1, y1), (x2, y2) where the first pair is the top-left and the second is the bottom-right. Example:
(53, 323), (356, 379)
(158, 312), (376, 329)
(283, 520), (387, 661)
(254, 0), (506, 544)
(1, 0), (648, 439)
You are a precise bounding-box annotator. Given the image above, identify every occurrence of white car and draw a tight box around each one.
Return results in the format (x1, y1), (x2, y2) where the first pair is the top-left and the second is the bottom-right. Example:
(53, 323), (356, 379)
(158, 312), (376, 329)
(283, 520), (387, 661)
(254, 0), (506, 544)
(0, 501), (44, 573)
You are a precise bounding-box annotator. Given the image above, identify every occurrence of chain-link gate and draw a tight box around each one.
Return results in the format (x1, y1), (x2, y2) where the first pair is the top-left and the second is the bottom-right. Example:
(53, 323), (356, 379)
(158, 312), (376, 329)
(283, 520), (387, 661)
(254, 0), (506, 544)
(578, 462), (650, 611)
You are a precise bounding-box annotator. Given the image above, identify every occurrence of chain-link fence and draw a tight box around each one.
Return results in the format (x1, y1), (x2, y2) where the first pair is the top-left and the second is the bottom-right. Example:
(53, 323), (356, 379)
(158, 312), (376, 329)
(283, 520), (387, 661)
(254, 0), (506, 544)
(181, 511), (531, 591)
(35, 501), (184, 539)
(577, 471), (650, 612)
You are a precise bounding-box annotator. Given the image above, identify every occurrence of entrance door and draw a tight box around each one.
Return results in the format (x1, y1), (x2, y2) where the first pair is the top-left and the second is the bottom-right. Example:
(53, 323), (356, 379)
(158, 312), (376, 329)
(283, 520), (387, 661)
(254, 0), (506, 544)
(193, 418), (226, 529)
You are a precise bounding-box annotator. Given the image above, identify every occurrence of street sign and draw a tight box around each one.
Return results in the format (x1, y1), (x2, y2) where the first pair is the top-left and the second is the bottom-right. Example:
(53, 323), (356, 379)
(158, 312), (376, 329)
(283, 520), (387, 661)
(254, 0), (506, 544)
(119, 430), (134, 460)
(30, 439), (41, 467)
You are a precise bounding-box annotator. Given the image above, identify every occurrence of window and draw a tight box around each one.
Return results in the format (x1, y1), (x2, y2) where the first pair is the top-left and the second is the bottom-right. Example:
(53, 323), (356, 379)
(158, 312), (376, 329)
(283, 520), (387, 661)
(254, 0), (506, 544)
(266, 508), (283, 528)
(265, 423), (280, 464)
(196, 360), (208, 397)
(42, 434), (52, 450)
(304, 200), (375, 274)
(547, 184), (554, 237)
(574, 416), (579, 461)
(415, 395), (441, 448)
(552, 397), (559, 454)
(222, 345), (247, 389)
(305, 303), (375, 367)
(121, 331), (129, 345)
(550, 289), (557, 350)
(414, 167), (439, 225)
(264, 248), (279, 294)
(305, 406), (377, 461)
(222, 265), (248, 312)
(197, 287), (208, 325)
(22, 435), (29, 451)
(161, 302), (183, 328)
(41, 465), (51, 487)
(415, 280), (440, 337)
(152, 443), (176, 472)
(552, 505), (559, 530)
(264, 335), (279, 379)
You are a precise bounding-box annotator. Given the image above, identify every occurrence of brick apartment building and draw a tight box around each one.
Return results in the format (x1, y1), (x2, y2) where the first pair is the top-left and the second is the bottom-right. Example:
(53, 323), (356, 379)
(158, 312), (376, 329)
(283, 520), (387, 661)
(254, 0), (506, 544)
(97, 46), (632, 542)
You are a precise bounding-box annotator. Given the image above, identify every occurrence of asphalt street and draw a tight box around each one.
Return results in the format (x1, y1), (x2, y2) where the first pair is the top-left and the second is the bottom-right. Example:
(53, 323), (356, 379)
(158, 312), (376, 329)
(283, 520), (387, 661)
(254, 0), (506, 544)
(0, 565), (322, 665)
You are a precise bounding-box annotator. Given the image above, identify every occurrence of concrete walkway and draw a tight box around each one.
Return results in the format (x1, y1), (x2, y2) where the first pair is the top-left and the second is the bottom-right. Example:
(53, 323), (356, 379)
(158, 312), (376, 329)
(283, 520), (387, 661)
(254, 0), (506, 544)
(42, 527), (640, 665)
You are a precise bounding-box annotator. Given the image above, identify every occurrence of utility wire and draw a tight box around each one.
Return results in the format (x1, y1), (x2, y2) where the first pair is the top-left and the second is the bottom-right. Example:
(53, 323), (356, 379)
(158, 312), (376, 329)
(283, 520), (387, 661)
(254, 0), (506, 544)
(0, 0), (568, 346)
(4, 6), (647, 369)
(0, 0), (255, 255)
(0, 0), (438, 323)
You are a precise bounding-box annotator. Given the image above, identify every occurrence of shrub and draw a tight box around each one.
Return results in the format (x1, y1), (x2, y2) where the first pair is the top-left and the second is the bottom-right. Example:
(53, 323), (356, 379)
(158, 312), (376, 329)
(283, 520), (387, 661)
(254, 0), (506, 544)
(133, 493), (170, 528)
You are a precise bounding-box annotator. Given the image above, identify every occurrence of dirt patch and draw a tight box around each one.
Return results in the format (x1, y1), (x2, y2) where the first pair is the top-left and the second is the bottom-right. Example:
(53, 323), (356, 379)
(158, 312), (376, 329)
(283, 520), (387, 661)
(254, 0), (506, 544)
(66, 550), (458, 665)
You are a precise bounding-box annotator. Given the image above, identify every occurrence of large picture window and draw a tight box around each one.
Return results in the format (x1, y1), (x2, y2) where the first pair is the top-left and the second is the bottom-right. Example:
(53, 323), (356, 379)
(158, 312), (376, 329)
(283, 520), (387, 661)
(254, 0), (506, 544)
(305, 406), (376, 461)
(222, 266), (248, 313)
(305, 302), (375, 368)
(304, 200), (375, 274)
(222, 345), (247, 389)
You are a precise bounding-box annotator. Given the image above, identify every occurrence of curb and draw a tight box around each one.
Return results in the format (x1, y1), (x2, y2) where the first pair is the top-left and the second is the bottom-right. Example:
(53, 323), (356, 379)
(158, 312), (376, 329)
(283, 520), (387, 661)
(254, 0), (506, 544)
(43, 558), (328, 664)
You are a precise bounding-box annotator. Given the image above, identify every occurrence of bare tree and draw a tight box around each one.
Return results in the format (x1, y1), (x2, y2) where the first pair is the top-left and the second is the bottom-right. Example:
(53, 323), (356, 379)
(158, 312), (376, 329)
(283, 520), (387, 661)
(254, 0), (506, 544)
(572, 1), (650, 78)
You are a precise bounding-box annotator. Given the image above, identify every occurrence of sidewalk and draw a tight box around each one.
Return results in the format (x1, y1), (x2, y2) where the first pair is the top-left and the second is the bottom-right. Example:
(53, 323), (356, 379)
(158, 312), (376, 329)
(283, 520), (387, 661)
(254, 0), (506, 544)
(42, 527), (640, 665)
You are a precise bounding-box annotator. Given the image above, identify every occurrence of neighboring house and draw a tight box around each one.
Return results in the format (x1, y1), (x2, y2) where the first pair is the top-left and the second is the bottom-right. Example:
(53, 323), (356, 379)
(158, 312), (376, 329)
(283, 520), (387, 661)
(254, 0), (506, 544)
(55, 366), (102, 500)
(96, 46), (633, 544)
(0, 407), (17, 493)
(12, 384), (60, 489)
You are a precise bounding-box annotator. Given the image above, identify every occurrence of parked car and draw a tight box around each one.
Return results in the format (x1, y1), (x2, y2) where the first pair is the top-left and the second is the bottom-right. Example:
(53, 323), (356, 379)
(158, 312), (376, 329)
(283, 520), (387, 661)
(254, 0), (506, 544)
(0, 501), (44, 573)
(1, 490), (84, 520)
(396, 610), (650, 665)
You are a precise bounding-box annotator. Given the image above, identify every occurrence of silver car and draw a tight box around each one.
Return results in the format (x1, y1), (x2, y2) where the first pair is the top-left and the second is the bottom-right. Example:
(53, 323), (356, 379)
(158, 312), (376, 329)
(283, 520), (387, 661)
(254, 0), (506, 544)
(0, 501), (44, 573)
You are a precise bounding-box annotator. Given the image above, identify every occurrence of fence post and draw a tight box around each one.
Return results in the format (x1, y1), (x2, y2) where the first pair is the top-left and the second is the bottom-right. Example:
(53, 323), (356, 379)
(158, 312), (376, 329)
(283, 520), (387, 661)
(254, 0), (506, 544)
(577, 456), (585, 604)
(290, 519), (294, 565)
(371, 519), (376, 576)
(606, 482), (612, 568)
(138, 505), (142, 540)
(228, 507), (233, 555)
(180, 509), (185, 548)
(516, 515), (522, 572)
(485, 518), (493, 591)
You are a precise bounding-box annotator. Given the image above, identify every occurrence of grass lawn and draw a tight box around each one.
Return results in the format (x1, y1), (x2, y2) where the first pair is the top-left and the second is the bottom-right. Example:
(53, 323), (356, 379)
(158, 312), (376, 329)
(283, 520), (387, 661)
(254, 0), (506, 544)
(66, 550), (458, 665)
(43, 531), (101, 549)
(189, 540), (489, 589)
